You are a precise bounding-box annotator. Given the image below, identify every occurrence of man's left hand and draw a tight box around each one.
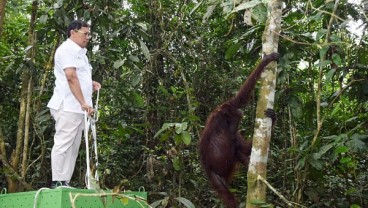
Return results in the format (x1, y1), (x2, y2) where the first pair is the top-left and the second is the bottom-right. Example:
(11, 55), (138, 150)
(92, 81), (101, 91)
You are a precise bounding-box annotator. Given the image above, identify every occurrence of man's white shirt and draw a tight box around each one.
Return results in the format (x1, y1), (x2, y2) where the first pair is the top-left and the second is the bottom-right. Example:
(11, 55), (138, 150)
(47, 39), (93, 114)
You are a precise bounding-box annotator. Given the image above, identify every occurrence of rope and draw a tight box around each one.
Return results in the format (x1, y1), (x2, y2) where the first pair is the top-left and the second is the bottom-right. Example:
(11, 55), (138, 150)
(84, 89), (100, 189)
(33, 185), (75, 208)
(84, 112), (91, 189)
(33, 188), (49, 208)
(95, 89), (99, 122)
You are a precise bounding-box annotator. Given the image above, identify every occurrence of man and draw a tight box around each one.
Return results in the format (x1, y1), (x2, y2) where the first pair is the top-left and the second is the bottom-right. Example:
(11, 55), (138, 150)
(47, 20), (101, 188)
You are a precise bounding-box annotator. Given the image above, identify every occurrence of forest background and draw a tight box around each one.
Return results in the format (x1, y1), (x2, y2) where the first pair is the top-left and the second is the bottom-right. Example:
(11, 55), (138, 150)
(0, 0), (368, 207)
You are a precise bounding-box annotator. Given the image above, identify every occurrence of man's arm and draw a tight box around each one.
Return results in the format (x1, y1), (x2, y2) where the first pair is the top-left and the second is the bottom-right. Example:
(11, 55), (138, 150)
(64, 67), (93, 114)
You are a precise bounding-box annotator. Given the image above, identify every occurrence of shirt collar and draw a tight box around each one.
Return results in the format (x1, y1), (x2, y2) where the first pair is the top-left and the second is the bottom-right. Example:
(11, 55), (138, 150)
(66, 38), (87, 55)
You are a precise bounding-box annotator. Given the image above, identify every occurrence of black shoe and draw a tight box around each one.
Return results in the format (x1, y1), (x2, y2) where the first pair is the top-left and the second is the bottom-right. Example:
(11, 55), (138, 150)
(51, 181), (74, 189)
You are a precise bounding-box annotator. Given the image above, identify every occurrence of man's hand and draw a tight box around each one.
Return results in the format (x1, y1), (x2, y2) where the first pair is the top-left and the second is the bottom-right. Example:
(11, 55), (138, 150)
(93, 81), (101, 92)
(81, 103), (94, 115)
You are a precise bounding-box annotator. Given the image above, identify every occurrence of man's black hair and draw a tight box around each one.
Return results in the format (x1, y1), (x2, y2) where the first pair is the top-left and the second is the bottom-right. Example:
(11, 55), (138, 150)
(67, 20), (89, 38)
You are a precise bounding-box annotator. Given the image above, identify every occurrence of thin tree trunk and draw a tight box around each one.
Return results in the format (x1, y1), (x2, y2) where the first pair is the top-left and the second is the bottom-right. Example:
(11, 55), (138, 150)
(143, 0), (165, 146)
(7, 0), (38, 192)
(0, 0), (7, 37)
(246, 0), (282, 207)
(0, 155), (33, 191)
(38, 38), (59, 97)
(294, 0), (340, 204)
(21, 75), (33, 178)
(0, 127), (7, 161)
(311, 0), (339, 146)
(8, 71), (28, 192)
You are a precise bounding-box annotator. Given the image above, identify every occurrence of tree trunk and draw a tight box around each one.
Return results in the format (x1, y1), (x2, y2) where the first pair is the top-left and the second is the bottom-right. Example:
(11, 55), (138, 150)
(7, 0), (38, 192)
(246, 0), (282, 207)
(296, 0), (340, 204)
(143, 0), (165, 146)
(0, 0), (7, 37)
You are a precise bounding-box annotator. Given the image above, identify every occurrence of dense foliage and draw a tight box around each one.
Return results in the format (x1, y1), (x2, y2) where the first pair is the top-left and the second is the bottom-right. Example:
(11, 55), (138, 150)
(0, 0), (367, 207)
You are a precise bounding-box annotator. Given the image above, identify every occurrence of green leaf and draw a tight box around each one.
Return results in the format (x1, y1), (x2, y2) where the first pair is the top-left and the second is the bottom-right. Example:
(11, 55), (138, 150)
(346, 187), (358, 195)
(231, 0), (262, 13)
(340, 157), (351, 164)
(53, 2), (62, 9)
(329, 34), (342, 43)
(120, 197), (129, 205)
(332, 54), (342, 66)
(131, 92), (144, 108)
(203, 5), (216, 22)
(316, 29), (327, 40)
(158, 86), (170, 96)
(351, 133), (368, 140)
(174, 134), (182, 145)
(39, 15), (48, 24)
(173, 157), (181, 171)
(346, 134), (368, 152)
(346, 116), (358, 123)
(295, 157), (305, 170)
(309, 159), (323, 170)
(128, 55), (140, 63)
(131, 75), (141, 87)
(113, 59), (125, 69)
(84, 10), (91, 20)
(315, 60), (331, 68)
(250, 199), (266, 205)
(251, 4), (267, 24)
(154, 123), (174, 138)
(174, 197), (195, 208)
(135, 22), (147, 31)
(175, 122), (188, 134)
(159, 131), (171, 142)
(331, 102), (340, 116)
(334, 146), (349, 154)
(225, 43), (241, 60)
(190, 0), (204, 16)
(139, 39), (150, 60)
(310, 12), (323, 22)
(260, 204), (273, 208)
(162, 197), (169, 206)
(313, 143), (334, 160)
(150, 199), (163, 208)
(288, 95), (303, 118)
(358, 48), (368, 64)
(319, 45), (329, 58)
(181, 132), (191, 145)
(325, 68), (336, 83)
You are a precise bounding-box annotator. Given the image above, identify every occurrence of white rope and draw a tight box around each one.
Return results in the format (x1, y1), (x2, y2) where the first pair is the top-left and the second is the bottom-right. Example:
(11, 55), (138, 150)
(33, 185), (75, 208)
(91, 119), (99, 181)
(84, 89), (100, 189)
(93, 89), (99, 182)
(94, 89), (99, 122)
(84, 111), (91, 189)
(33, 188), (49, 208)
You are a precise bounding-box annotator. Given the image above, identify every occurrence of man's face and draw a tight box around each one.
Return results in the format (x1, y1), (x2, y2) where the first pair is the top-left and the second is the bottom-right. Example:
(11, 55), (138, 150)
(70, 26), (91, 48)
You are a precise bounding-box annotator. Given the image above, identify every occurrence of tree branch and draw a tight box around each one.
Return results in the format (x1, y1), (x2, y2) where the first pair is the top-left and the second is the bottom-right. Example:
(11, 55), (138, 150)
(0, 154), (34, 191)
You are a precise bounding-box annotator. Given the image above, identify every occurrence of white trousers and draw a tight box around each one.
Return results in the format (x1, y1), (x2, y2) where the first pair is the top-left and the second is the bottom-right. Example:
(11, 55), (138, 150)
(50, 104), (84, 182)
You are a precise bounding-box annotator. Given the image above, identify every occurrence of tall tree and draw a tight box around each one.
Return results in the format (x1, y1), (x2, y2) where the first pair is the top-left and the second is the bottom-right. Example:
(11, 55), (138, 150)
(246, 0), (282, 207)
(296, 0), (341, 203)
(142, 0), (164, 144)
(6, 0), (38, 192)
(0, 0), (7, 37)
